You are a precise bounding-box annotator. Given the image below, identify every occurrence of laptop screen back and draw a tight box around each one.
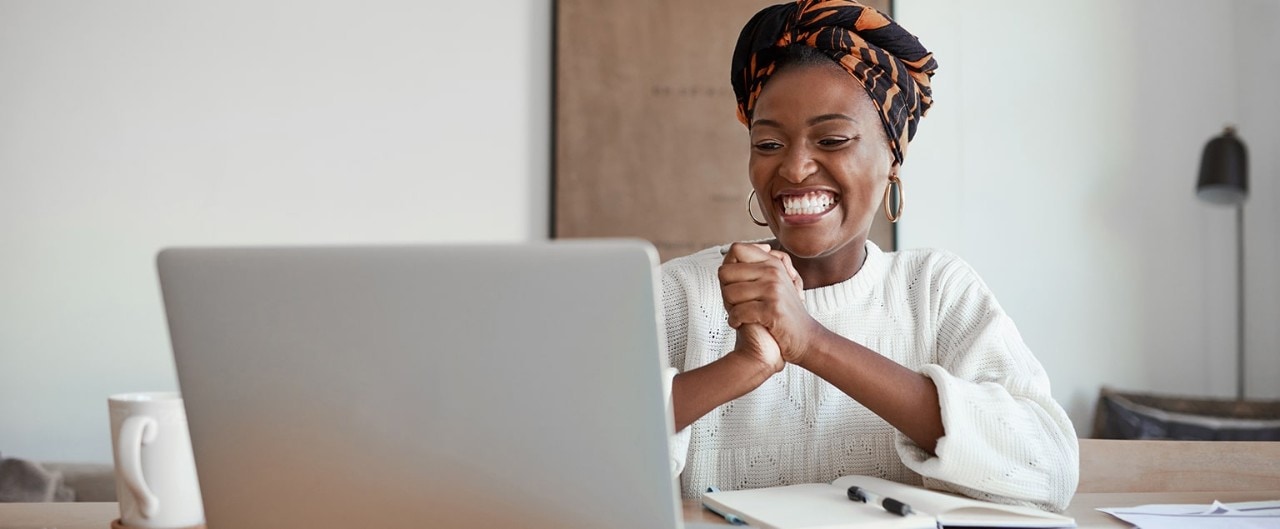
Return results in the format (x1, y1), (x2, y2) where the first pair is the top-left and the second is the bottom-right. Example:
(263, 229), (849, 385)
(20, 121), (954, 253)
(158, 240), (680, 529)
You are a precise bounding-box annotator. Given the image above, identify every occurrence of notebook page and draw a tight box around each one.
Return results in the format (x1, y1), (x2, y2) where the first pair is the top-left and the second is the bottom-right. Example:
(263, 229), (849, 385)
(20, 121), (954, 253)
(830, 476), (1074, 528)
(702, 483), (933, 529)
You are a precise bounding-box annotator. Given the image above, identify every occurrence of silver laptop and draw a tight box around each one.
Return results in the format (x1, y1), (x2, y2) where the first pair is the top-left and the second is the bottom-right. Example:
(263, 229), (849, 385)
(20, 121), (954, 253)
(158, 240), (708, 529)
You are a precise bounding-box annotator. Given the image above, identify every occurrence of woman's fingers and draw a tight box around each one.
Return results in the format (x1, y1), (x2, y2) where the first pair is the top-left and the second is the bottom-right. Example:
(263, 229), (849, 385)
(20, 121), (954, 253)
(726, 300), (770, 329)
(723, 244), (798, 287)
(769, 250), (803, 297)
(720, 244), (805, 338)
(718, 262), (792, 311)
(718, 260), (779, 287)
(722, 242), (774, 265)
(721, 280), (777, 308)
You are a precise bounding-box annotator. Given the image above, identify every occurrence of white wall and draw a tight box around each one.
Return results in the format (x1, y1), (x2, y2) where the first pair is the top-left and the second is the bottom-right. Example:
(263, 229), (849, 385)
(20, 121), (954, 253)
(1236, 0), (1280, 405)
(898, 0), (1280, 433)
(5, 0), (1277, 465)
(0, 0), (551, 462)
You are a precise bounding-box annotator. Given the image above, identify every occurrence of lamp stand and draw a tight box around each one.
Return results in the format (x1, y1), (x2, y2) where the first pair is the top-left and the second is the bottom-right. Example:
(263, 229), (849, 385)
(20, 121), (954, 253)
(1236, 204), (1246, 401)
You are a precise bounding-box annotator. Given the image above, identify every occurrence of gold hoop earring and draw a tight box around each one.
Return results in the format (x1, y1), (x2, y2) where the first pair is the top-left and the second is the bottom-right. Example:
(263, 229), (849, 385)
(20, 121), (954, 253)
(883, 175), (905, 223)
(747, 190), (769, 227)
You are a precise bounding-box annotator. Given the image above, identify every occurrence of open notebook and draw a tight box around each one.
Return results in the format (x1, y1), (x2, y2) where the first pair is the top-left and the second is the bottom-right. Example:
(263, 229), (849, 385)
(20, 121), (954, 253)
(702, 475), (1075, 529)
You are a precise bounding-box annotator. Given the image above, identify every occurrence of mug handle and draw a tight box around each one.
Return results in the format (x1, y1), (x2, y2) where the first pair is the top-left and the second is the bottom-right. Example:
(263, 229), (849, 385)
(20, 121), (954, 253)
(117, 416), (161, 518)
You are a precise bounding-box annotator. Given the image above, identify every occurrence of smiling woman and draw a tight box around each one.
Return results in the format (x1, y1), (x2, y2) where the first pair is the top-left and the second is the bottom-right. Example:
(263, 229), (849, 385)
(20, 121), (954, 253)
(662, 0), (1080, 513)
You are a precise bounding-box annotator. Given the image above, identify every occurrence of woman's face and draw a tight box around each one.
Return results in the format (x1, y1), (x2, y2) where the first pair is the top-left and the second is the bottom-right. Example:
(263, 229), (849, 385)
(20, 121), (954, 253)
(748, 61), (895, 260)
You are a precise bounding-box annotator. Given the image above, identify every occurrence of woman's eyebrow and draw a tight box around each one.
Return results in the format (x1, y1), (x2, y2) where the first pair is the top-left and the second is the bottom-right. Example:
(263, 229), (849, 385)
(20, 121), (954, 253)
(750, 114), (856, 130)
(808, 113), (856, 126)
(750, 118), (783, 130)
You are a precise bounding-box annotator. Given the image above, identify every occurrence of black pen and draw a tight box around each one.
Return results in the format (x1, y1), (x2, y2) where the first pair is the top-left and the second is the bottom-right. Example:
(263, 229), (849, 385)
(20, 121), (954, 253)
(847, 485), (915, 517)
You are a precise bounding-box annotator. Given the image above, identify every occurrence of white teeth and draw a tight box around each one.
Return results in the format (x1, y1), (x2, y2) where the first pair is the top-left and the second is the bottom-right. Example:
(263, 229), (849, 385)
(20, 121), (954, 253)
(780, 191), (837, 216)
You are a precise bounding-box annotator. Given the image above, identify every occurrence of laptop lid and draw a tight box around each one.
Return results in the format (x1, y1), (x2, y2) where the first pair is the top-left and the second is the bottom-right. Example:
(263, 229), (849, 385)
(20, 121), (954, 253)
(158, 240), (683, 529)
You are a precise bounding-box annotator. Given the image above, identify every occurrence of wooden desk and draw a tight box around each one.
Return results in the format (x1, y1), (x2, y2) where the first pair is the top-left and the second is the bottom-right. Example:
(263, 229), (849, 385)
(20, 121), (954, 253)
(0, 502), (117, 529)
(5, 492), (1280, 529)
(4, 441), (1277, 527)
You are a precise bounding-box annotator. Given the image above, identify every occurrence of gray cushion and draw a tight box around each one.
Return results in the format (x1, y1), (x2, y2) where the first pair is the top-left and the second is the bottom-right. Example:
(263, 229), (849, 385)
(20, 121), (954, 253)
(0, 456), (74, 502)
(41, 462), (117, 502)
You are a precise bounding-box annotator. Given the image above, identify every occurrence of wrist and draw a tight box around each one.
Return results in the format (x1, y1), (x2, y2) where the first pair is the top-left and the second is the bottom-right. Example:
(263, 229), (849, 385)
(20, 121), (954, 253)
(788, 322), (833, 371)
(722, 349), (778, 386)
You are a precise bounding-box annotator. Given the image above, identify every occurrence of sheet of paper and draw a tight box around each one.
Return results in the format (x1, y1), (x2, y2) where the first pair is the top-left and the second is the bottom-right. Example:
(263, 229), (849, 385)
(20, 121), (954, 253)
(1099, 500), (1280, 529)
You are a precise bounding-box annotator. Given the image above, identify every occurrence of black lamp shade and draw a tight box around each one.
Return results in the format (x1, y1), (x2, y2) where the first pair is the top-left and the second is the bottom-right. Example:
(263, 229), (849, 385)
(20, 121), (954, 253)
(1196, 127), (1249, 205)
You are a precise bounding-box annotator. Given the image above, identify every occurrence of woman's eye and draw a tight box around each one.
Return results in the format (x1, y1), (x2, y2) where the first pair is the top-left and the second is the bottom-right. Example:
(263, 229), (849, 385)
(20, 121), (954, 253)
(754, 141), (783, 151)
(818, 137), (851, 147)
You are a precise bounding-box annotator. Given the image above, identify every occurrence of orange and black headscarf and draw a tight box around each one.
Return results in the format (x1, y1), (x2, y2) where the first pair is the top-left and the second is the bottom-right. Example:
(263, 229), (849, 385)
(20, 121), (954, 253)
(731, 0), (938, 165)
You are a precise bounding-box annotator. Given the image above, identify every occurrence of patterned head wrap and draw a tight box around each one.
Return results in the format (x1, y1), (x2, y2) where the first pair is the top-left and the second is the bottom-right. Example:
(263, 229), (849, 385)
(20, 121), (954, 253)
(731, 0), (938, 165)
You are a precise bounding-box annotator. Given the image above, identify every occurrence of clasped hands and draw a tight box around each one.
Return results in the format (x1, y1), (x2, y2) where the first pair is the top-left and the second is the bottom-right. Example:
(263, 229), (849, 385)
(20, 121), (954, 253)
(719, 242), (825, 373)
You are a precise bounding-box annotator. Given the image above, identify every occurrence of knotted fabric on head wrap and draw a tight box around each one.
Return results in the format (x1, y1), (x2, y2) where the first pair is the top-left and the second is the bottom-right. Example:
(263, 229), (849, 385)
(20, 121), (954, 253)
(731, 0), (938, 165)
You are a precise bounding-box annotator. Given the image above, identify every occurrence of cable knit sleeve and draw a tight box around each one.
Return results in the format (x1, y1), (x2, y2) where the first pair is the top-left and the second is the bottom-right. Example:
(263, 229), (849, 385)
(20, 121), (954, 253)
(893, 255), (1079, 512)
(660, 261), (694, 478)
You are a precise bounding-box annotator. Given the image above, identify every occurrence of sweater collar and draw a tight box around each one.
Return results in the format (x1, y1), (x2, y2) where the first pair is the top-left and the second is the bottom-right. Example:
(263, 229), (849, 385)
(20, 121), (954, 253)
(802, 240), (885, 313)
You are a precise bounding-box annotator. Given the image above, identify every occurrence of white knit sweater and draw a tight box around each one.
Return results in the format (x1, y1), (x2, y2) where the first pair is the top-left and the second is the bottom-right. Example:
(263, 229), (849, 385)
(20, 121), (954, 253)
(661, 241), (1079, 511)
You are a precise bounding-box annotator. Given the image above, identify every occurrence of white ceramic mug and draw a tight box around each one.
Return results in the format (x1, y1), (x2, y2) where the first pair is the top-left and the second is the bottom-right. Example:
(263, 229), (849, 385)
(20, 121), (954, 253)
(108, 392), (205, 529)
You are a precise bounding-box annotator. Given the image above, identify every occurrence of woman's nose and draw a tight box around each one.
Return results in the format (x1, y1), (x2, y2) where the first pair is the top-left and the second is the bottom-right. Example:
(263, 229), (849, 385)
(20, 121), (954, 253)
(779, 145), (818, 183)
